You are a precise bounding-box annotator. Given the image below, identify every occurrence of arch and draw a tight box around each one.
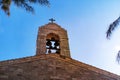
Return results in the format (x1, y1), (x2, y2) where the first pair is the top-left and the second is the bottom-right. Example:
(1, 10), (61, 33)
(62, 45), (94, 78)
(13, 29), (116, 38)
(46, 33), (60, 54)
(46, 33), (59, 41)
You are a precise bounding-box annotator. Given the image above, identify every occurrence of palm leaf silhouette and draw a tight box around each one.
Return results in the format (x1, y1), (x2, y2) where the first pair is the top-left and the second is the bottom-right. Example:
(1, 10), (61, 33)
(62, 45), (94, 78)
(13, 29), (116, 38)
(0, 0), (50, 15)
(106, 16), (120, 39)
(106, 16), (120, 63)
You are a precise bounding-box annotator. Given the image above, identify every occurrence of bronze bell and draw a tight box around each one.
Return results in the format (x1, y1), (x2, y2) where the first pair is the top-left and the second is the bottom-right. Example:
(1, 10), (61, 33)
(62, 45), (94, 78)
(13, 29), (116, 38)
(56, 50), (60, 54)
(53, 46), (57, 49)
(48, 49), (51, 53)
(46, 40), (51, 46)
(54, 41), (59, 46)
(49, 45), (53, 49)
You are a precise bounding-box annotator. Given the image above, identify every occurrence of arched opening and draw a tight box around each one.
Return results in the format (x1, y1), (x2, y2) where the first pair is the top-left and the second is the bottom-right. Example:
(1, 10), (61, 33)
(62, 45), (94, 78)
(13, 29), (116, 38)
(46, 33), (60, 54)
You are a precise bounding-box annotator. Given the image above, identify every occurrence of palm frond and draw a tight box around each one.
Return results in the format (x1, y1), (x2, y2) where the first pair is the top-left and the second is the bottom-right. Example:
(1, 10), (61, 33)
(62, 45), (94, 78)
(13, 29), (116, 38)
(0, 0), (50, 15)
(106, 16), (120, 39)
(0, 0), (11, 15)
(116, 50), (120, 63)
(28, 0), (50, 5)
(12, 0), (34, 13)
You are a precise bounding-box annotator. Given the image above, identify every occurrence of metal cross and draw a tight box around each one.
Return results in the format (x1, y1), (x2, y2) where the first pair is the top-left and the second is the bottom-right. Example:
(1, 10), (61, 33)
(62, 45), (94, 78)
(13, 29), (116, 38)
(49, 18), (55, 23)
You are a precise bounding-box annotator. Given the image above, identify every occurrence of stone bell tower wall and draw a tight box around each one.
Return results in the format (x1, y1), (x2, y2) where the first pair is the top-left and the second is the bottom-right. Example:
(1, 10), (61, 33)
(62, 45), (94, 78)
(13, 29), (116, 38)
(36, 23), (71, 58)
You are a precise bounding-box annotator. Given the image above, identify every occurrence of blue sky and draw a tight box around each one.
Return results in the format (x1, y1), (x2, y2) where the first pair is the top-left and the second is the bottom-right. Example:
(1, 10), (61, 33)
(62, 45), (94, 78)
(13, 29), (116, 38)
(1, 0), (120, 75)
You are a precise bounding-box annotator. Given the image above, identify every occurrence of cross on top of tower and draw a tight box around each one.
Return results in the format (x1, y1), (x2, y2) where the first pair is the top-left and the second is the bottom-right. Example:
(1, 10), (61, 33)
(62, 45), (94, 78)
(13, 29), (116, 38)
(49, 18), (55, 23)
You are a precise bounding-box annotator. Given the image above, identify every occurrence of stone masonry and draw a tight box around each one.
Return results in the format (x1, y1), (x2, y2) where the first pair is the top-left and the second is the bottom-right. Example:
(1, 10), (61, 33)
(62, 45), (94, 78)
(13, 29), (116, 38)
(36, 23), (71, 58)
(0, 22), (120, 80)
(0, 54), (120, 80)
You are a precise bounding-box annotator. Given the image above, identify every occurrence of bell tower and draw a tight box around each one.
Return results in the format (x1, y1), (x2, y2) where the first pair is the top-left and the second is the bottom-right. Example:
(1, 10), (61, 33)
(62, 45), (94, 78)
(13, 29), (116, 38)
(36, 19), (71, 58)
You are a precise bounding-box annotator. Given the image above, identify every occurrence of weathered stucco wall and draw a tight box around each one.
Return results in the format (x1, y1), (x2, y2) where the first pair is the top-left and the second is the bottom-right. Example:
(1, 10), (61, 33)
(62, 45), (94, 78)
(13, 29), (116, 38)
(0, 54), (120, 80)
